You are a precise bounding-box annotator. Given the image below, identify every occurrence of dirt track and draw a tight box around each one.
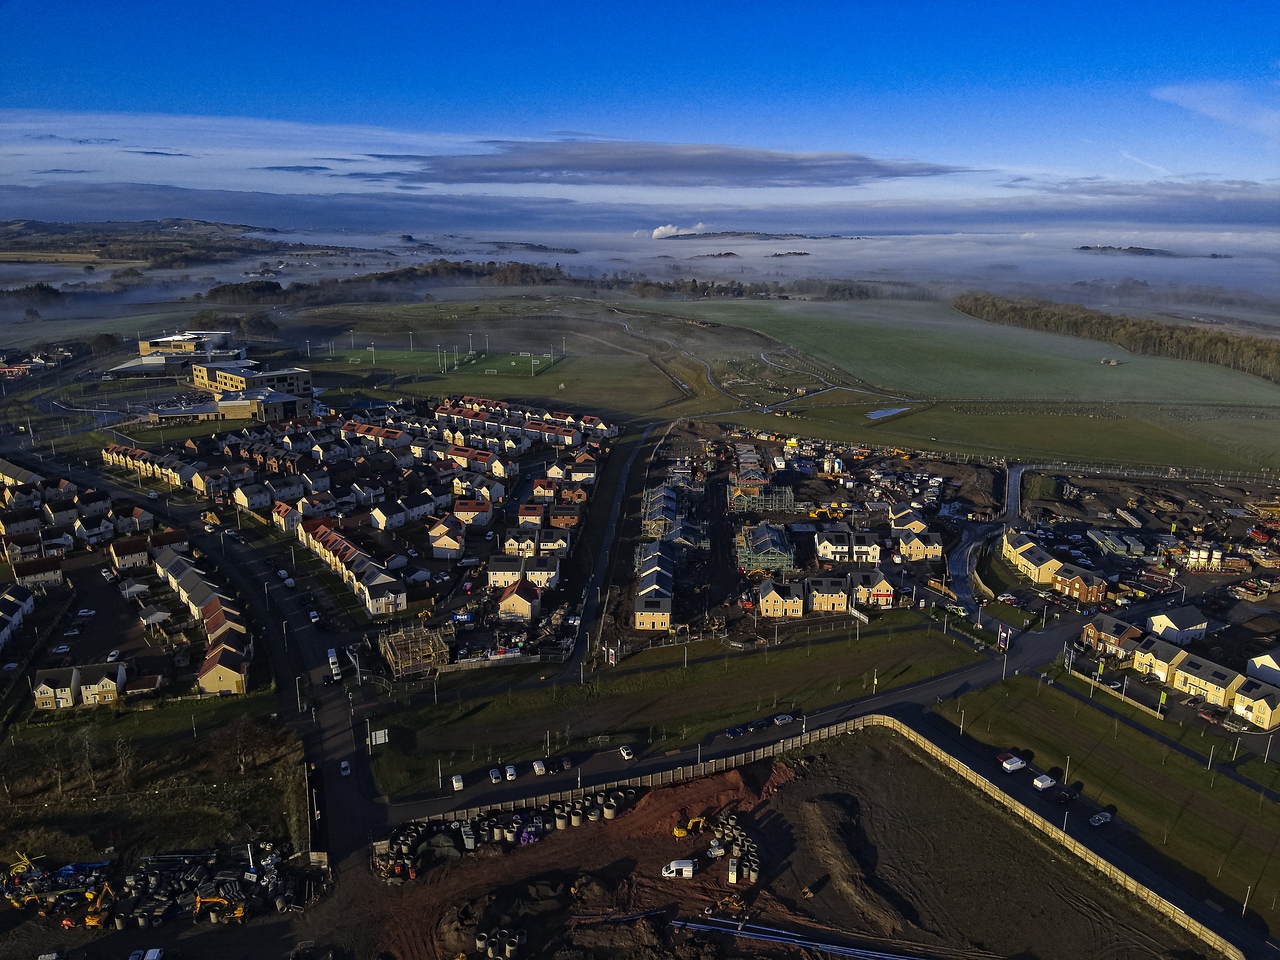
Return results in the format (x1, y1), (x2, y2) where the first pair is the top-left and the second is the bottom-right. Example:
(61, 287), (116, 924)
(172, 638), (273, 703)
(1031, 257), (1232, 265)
(354, 728), (1212, 960)
(4, 728), (1214, 959)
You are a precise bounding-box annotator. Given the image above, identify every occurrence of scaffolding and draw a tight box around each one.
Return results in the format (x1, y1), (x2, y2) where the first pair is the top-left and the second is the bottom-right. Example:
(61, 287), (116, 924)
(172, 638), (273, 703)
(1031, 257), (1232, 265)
(378, 620), (455, 680)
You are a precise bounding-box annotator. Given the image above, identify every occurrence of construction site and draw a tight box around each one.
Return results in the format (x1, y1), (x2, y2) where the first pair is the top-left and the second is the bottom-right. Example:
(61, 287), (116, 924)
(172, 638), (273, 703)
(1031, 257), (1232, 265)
(342, 728), (1212, 960)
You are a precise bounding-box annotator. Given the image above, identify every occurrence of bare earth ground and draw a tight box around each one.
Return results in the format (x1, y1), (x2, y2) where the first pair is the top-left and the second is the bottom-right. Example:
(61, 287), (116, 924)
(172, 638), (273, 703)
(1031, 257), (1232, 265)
(1, 729), (1214, 960)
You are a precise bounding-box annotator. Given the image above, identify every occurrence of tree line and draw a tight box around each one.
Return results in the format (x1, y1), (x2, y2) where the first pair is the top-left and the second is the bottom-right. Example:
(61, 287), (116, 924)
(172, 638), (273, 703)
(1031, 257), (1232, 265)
(954, 293), (1280, 386)
(202, 259), (569, 306)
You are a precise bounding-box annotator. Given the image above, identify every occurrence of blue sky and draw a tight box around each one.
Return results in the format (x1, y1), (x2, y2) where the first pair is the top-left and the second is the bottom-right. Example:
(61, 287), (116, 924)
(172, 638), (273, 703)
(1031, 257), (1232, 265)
(1, 1), (1277, 238)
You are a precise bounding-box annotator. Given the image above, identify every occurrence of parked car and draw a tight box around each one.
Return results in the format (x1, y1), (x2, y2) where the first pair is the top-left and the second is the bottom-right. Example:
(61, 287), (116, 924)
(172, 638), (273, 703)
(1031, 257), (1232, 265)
(52, 645), (71, 655)
(1089, 812), (1112, 827)
(76, 609), (96, 618)
(99, 568), (115, 581)
(451, 774), (464, 791)
(284, 577), (296, 588)
(619, 745), (635, 761)
(1197, 707), (1221, 724)
(1054, 790), (1076, 804)
(1032, 774), (1056, 792)
(106, 650), (120, 662)
(309, 610), (320, 623)
(62, 626), (80, 637)
(504, 764), (517, 781)
(532, 760), (546, 776)
(746, 719), (770, 733)
(772, 714), (795, 726)
(340, 760), (351, 777)
(724, 725), (746, 739)
(147, 491), (159, 500)
(489, 768), (502, 784)
(277, 570), (289, 580)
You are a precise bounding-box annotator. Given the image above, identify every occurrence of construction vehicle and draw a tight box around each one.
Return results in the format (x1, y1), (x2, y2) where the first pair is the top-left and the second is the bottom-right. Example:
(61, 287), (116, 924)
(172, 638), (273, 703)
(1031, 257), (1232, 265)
(703, 893), (746, 919)
(193, 895), (246, 924)
(672, 816), (706, 840)
(84, 882), (115, 928)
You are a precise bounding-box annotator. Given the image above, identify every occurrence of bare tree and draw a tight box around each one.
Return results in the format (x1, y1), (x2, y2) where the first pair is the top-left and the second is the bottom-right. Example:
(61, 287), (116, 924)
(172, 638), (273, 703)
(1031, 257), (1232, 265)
(114, 737), (135, 791)
(79, 729), (98, 794)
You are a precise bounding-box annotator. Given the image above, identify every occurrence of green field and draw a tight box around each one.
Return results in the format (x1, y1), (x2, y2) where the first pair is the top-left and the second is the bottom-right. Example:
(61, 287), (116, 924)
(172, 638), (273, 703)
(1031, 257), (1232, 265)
(372, 610), (977, 798)
(951, 675), (1280, 935)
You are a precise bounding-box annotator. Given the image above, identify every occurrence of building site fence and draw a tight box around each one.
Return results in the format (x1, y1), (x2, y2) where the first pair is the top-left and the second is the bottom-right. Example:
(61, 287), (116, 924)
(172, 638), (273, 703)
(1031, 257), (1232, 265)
(414, 713), (1246, 960)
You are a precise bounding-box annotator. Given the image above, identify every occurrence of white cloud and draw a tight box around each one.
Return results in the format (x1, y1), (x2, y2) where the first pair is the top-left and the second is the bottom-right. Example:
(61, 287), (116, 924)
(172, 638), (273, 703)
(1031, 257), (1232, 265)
(1153, 84), (1280, 141)
(652, 222), (707, 239)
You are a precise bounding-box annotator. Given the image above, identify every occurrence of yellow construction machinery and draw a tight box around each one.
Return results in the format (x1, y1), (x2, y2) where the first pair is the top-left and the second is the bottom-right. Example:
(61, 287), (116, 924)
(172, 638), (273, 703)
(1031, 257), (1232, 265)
(84, 882), (115, 928)
(672, 816), (706, 840)
(193, 895), (246, 924)
(703, 893), (746, 918)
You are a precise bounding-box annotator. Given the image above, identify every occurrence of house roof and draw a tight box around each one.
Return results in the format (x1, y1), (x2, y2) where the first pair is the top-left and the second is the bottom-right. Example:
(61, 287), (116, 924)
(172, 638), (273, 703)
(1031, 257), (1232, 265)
(499, 578), (540, 605)
(33, 667), (77, 690)
(1134, 635), (1186, 664)
(1176, 656), (1240, 689)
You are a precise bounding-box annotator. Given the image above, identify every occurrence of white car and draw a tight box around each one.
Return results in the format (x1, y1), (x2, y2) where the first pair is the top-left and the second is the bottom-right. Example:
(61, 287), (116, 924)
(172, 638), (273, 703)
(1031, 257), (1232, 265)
(276, 570), (289, 580)
(106, 650), (121, 662)
(619, 746), (635, 761)
(340, 760), (351, 777)
(309, 610), (320, 624)
(504, 765), (517, 781)
(489, 768), (502, 784)
(998, 753), (1027, 773)
(532, 760), (546, 776)
(773, 714), (794, 726)
(451, 774), (465, 792)
(284, 578), (296, 589)
(52, 644), (71, 655)
(76, 609), (96, 618)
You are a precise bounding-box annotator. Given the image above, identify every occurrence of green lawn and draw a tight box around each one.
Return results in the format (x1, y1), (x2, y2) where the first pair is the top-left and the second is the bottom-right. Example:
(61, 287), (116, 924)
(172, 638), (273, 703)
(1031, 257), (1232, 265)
(372, 610), (977, 797)
(950, 675), (1280, 933)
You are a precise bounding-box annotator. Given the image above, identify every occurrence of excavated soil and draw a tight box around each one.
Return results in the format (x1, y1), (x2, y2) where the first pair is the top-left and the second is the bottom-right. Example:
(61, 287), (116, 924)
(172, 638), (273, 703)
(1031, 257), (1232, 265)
(4, 730), (1215, 960)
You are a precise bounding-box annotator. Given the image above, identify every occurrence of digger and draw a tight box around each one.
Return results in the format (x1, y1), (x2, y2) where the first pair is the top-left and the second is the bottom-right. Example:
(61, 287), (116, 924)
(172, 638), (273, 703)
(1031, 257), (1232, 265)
(672, 816), (706, 840)
(84, 882), (115, 928)
(193, 895), (247, 924)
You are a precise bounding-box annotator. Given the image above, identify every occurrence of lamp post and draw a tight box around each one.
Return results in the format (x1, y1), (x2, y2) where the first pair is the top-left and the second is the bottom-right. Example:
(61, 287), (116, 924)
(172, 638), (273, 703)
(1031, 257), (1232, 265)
(295, 676), (303, 713)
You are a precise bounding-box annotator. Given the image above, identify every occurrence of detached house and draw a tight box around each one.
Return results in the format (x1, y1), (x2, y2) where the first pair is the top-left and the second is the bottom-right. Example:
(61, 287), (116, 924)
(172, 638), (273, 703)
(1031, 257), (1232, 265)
(807, 577), (849, 613)
(1147, 607), (1209, 646)
(79, 663), (127, 706)
(33, 668), (79, 710)
(759, 579), (805, 618)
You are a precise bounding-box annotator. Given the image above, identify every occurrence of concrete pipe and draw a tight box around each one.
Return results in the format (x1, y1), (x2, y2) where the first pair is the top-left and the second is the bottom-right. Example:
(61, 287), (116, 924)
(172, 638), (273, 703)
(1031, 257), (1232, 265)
(587, 807), (602, 822)
(602, 801), (618, 820)
(504, 938), (518, 959)
(570, 810), (585, 827)
(503, 826), (517, 843)
(475, 932), (490, 951)
(555, 813), (568, 830)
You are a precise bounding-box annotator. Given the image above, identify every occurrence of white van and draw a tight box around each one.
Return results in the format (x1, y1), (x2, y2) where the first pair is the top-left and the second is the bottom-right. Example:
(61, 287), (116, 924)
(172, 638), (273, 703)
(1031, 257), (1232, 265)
(661, 859), (696, 879)
(1033, 774), (1057, 792)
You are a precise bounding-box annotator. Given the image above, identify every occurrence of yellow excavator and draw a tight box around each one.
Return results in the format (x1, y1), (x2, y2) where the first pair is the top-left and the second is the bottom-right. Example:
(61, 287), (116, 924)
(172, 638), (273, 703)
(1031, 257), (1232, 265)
(193, 895), (247, 924)
(703, 893), (746, 919)
(84, 882), (115, 928)
(673, 816), (706, 840)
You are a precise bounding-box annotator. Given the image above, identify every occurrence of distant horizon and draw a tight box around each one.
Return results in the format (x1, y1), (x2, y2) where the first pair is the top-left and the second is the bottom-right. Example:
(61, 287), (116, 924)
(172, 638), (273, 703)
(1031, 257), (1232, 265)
(1, 2), (1277, 293)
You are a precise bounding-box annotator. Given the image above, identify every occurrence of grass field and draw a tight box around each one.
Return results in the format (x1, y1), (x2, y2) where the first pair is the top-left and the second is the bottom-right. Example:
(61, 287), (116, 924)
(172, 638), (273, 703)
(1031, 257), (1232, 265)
(372, 611), (977, 797)
(950, 675), (1280, 934)
(0, 692), (307, 863)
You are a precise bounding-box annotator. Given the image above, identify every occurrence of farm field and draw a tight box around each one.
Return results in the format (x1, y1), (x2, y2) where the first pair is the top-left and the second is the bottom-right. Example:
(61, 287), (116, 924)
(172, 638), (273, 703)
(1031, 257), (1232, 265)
(950, 674), (1280, 939)
(371, 611), (977, 798)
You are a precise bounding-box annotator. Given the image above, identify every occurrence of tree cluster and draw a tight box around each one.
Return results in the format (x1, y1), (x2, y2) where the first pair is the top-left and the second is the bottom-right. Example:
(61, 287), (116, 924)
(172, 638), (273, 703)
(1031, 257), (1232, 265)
(954, 293), (1280, 386)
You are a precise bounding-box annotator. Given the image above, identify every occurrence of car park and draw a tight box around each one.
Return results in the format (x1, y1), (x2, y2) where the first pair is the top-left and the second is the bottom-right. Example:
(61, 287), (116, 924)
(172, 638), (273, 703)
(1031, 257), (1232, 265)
(504, 764), (517, 781)
(998, 753), (1027, 773)
(340, 760), (351, 777)
(619, 745), (635, 761)
(489, 768), (502, 784)
(1089, 812), (1112, 827)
